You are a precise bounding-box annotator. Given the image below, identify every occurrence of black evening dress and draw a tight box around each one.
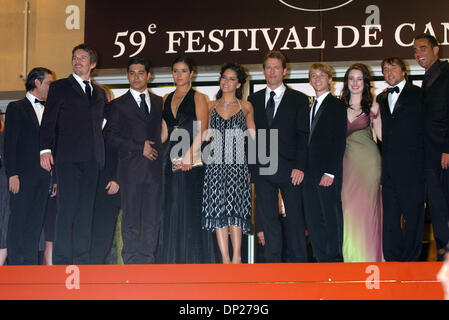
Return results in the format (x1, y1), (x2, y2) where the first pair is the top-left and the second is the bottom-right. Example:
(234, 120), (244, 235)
(156, 88), (219, 264)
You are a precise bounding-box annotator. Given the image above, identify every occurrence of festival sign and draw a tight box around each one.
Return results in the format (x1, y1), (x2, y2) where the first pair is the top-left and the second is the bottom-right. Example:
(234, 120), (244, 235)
(85, 0), (449, 68)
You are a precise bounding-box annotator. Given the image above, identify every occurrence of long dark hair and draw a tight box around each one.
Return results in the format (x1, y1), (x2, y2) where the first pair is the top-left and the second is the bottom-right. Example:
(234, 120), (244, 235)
(216, 62), (247, 100)
(341, 63), (373, 115)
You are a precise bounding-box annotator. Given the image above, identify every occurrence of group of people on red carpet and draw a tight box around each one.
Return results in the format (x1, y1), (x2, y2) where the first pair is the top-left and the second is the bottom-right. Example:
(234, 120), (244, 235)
(0, 33), (448, 267)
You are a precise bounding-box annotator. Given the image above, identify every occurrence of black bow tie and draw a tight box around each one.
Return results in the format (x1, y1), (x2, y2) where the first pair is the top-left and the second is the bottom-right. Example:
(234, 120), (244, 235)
(387, 86), (399, 94)
(34, 98), (45, 106)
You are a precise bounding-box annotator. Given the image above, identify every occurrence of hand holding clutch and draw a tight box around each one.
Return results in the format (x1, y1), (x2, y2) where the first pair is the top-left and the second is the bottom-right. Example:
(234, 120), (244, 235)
(171, 155), (203, 172)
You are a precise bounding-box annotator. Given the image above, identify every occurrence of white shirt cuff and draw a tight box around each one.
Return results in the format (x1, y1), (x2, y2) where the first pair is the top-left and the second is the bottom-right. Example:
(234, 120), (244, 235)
(40, 149), (52, 155)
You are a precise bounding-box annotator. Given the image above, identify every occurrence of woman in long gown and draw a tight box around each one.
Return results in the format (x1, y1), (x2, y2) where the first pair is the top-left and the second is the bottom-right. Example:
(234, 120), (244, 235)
(340, 63), (383, 262)
(201, 62), (255, 264)
(156, 56), (219, 264)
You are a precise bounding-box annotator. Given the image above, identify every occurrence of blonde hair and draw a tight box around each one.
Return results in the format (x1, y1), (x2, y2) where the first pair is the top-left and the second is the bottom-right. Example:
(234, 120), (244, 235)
(309, 62), (334, 79)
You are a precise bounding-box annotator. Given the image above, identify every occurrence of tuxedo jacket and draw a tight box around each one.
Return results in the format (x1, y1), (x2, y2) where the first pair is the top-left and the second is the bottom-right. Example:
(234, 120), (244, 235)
(97, 129), (119, 188)
(248, 86), (309, 183)
(106, 90), (163, 185)
(4, 98), (50, 186)
(99, 104), (119, 186)
(39, 74), (107, 166)
(422, 60), (449, 169)
(306, 93), (347, 181)
(377, 82), (424, 183)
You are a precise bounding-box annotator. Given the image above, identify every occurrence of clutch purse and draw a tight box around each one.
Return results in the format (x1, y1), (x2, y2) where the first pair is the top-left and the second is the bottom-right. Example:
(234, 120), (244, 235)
(171, 156), (203, 172)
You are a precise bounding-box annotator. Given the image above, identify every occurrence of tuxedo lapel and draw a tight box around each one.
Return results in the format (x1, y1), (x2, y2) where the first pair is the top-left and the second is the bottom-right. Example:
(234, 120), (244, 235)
(391, 83), (410, 115)
(125, 90), (147, 121)
(256, 89), (270, 127)
(148, 90), (158, 121)
(91, 83), (102, 106)
(425, 60), (446, 93)
(309, 93), (331, 143)
(380, 92), (392, 116)
(21, 98), (39, 129)
(271, 88), (289, 126)
(68, 74), (89, 102)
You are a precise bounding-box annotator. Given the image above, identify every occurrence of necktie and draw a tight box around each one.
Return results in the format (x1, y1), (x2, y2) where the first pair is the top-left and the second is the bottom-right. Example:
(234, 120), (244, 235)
(140, 93), (149, 116)
(83, 80), (91, 100)
(387, 86), (399, 94)
(34, 98), (45, 106)
(266, 91), (276, 126)
(311, 99), (318, 125)
(387, 86), (400, 113)
(34, 98), (45, 125)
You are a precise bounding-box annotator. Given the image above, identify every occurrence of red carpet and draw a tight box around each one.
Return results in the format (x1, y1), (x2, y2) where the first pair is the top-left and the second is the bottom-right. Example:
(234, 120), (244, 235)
(0, 262), (443, 300)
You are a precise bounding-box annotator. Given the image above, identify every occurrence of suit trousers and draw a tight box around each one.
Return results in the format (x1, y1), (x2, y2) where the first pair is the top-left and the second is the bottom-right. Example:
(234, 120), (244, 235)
(53, 159), (99, 265)
(425, 168), (449, 251)
(43, 195), (57, 242)
(121, 182), (162, 264)
(303, 175), (344, 262)
(255, 176), (307, 263)
(382, 175), (424, 261)
(7, 181), (49, 265)
(89, 184), (120, 264)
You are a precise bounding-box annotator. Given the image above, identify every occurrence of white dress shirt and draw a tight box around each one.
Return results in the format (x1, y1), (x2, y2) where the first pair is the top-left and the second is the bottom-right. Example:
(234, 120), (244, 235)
(265, 84), (286, 118)
(72, 73), (93, 94)
(130, 88), (151, 114)
(310, 91), (330, 127)
(310, 91), (334, 179)
(388, 79), (406, 114)
(26, 92), (45, 126)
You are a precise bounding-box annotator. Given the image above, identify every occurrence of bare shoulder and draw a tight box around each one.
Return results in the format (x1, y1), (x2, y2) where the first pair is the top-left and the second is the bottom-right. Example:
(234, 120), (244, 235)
(240, 100), (253, 109)
(207, 100), (217, 112)
(370, 101), (381, 119)
(240, 100), (254, 114)
(194, 91), (208, 103)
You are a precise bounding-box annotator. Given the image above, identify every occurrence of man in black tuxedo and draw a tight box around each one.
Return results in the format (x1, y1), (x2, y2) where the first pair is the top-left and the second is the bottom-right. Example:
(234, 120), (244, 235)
(4, 67), (53, 264)
(377, 57), (425, 261)
(39, 44), (107, 265)
(413, 34), (449, 260)
(248, 51), (309, 263)
(106, 57), (163, 264)
(303, 62), (347, 262)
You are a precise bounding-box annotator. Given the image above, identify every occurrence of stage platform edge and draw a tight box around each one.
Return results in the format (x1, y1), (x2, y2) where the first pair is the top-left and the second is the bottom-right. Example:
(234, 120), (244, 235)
(0, 262), (444, 300)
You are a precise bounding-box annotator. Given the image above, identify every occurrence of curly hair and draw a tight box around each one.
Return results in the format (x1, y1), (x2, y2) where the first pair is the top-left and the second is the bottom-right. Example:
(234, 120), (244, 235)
(216, 62), (248, 100)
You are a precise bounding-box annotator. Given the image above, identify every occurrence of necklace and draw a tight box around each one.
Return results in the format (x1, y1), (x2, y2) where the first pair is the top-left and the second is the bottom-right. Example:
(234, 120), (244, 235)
(222, 99), (237, 109)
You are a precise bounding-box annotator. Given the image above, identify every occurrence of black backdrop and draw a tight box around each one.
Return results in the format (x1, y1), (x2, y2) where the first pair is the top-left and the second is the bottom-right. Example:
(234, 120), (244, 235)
(85, 0), (449, 68)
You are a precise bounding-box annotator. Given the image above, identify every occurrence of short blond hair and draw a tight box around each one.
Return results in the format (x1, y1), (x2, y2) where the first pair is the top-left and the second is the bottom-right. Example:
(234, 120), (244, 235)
(309, 62), (334, 80)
